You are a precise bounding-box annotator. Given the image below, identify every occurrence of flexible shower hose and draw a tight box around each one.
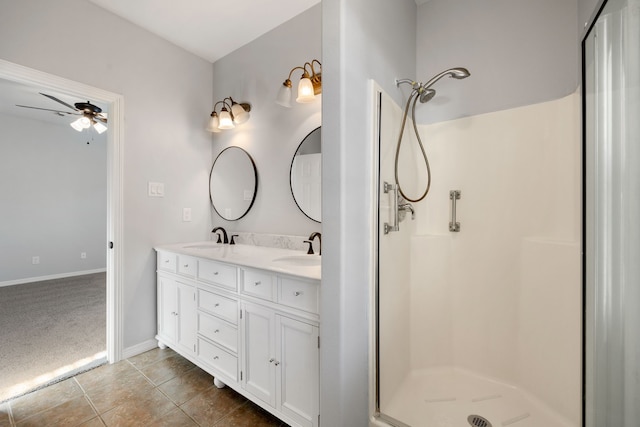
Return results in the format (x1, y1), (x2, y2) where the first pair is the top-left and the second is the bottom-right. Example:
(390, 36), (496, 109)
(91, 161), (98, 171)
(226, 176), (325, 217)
(394, 89), (431, 202)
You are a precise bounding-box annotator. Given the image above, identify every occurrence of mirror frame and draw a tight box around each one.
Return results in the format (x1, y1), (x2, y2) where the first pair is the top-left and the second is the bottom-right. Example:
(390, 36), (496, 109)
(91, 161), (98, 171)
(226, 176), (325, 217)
(289, 126), (321, 223)
(209, 146), (258, 221)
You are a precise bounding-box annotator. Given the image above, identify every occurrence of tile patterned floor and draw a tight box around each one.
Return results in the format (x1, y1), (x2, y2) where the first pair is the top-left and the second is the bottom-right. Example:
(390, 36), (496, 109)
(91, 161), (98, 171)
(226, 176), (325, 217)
(0, 348), (288, 427)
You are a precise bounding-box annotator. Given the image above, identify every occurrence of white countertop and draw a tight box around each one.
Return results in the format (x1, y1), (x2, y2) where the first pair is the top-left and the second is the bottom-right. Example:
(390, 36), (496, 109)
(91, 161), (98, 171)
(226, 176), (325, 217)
(155, 241), (321, 281)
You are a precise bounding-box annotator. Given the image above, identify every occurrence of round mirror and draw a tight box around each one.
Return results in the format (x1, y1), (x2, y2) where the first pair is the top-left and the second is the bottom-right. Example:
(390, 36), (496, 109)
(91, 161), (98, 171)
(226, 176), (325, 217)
(209, 146), (257, 221)
(290, 127), (321, 222)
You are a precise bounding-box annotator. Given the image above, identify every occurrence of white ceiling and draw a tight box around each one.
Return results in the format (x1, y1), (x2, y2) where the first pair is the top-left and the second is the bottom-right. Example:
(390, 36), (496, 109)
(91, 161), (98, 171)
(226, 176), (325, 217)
(88, 0), (321, 63)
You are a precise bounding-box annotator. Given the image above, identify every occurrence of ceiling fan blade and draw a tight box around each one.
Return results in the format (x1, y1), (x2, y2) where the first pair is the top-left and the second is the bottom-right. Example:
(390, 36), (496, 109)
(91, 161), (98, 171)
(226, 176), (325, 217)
(15, 105), (76, 115)
(39, 92), (78, 111)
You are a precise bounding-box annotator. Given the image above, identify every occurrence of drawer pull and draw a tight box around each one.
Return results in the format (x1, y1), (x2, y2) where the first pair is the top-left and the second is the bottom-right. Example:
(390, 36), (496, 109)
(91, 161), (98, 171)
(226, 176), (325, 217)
(213, 356), (219, 360)
(214, 271), (219, 275)
(254, 281), (261, 286)
(274, 361), (280, 366)
(214, 303), (220, 307)
(269, 358), (275, 363)
(294, 291), (303, 296)
(164, 259), (169, 263)
(214, 329), (220, 333)
(183, 264), (189, 268)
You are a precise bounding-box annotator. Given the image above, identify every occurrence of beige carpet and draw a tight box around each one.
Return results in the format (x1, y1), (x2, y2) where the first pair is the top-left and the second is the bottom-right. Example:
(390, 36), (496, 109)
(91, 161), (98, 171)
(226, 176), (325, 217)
(0, 272), (106, 402)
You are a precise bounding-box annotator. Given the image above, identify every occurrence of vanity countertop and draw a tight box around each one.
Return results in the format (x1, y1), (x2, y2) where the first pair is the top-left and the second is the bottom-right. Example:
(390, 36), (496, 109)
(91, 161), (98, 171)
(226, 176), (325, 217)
(155, 241), (321, 281)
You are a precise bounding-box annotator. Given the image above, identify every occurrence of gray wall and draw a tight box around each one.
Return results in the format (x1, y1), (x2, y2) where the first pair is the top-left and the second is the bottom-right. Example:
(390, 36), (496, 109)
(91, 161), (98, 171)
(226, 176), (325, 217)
(321, 0), (416, 425)
(0, 114), (106, 283)
(579, 0), (606, 37)
(0, 0), (213, 349)
(210, 5), (322, 237)
(415, 0), (579, 124)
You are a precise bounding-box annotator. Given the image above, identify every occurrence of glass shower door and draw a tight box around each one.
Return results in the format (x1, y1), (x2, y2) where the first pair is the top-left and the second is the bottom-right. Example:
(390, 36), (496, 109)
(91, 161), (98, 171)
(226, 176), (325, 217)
(584, 0), (640, 425)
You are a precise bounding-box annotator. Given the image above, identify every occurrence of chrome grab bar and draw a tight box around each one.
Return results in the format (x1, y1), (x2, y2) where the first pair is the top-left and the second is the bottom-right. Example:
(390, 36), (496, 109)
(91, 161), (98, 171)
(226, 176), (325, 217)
(449, 190), (461, 232)
(384, 181), (399, 234)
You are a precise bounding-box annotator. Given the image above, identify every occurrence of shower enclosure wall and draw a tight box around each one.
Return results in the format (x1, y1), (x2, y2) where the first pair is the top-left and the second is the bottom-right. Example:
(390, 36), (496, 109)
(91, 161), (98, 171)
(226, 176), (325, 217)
(373, 80), (582, 426)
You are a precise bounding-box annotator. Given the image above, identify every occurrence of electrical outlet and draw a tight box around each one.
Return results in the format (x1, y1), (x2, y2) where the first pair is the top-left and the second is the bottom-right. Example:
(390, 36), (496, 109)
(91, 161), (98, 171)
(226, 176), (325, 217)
(182, 208), (192, 222)
(32, 256), (40, 265)
(81, 252), (87, 259)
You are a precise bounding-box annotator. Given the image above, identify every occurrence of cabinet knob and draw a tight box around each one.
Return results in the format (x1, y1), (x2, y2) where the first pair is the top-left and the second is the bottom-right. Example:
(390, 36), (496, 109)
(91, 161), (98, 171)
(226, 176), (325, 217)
(213, 356), (219, 360)
(254, 281), (261, 286)
(269, 358), (275, 363)
(214, 271), (219, 275)
(164, 259), (169, 263)
(274, 361), (280, 366)
(183, 264), (189, 268)
(294, 291), (302, 296)
(214, 329), (220, 334)
(214, 303), (220, 307)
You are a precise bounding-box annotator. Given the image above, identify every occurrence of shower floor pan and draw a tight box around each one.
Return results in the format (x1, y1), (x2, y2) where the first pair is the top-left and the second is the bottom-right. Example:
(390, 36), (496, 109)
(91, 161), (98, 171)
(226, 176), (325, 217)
(381, 368), (575, 427)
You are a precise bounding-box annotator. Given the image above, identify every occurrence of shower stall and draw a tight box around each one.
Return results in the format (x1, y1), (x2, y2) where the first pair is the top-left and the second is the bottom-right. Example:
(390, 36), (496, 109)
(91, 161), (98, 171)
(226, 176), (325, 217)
(372, 67), (583, 425)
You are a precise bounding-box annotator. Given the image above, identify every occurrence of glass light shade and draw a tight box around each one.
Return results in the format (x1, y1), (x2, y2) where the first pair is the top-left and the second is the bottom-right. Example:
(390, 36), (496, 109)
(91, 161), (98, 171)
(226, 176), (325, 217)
(207, 113), (221, 133)
(70, 117), (85, 132)
(218, 108), (235, 129)
(93, 121), (108, 134)
(276, 83), (292, 107)
(231, 103), (249, 124)
(296, 77), (315, 103)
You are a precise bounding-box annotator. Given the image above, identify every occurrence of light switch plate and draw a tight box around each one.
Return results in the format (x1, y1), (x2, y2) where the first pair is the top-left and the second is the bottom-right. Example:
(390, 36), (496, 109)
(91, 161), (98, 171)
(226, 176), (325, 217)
(148, 182), (165, 197)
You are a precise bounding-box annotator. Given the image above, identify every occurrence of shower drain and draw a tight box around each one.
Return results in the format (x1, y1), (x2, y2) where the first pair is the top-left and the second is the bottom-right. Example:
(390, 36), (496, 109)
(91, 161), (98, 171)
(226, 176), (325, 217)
(468, 414), (492, 427)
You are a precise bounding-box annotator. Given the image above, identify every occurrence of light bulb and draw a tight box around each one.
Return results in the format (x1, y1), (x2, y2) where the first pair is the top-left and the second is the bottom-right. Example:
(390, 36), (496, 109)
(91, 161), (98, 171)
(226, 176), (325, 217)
(80, 116), (91, 128)
(296, 77), (315, 103)
(276, 80), (292, 108)
(218, 108), (235, 129)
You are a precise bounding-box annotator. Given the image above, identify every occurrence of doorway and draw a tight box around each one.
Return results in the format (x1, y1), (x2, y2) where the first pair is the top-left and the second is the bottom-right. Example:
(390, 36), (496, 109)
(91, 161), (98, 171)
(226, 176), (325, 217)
(0, 59), (123, 398)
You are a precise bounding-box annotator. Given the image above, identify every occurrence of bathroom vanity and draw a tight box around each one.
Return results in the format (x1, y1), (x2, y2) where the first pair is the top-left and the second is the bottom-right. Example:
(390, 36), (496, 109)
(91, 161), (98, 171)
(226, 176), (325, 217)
(154, 242), (320, 427)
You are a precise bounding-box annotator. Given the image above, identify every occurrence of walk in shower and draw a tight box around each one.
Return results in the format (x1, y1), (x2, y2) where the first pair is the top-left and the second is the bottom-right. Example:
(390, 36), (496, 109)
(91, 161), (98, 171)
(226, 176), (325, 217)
(372, 64), (582, 425)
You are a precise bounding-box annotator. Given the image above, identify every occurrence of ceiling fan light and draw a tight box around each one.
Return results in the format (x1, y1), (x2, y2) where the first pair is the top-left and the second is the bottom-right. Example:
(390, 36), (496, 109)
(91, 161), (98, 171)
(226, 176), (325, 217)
(93, 121), (108, 134)
(218, 108), (235, 130)
(296, 77), (315, 103)
(70, 118), (85, 132)
(80, 116), (91, 129)
(231, 103), (250, 124)
(276, 80), (292, 108)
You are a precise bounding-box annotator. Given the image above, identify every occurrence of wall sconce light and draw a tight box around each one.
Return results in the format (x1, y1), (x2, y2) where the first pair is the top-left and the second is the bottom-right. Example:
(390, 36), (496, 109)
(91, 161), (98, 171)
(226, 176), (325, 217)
(276, 59), (322, 108)
(207, 97), (251, 133)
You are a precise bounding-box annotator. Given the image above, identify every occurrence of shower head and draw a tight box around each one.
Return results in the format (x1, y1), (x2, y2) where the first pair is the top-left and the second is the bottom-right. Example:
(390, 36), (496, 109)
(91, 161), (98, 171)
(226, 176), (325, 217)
(422, 67), (470, 89)
(419, 88), (436, 103)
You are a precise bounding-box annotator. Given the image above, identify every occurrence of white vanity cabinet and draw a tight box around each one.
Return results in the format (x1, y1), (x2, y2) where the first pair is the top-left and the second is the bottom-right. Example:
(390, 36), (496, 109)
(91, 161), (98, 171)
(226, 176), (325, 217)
(157, 255), (197, 356)
(155, 246), (320, 427)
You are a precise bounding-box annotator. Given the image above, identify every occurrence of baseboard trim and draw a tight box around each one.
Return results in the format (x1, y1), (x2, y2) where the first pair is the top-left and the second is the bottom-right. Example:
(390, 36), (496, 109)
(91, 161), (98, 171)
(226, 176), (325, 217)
(122, 339), (158, 360)
(0, 269), (107, 288)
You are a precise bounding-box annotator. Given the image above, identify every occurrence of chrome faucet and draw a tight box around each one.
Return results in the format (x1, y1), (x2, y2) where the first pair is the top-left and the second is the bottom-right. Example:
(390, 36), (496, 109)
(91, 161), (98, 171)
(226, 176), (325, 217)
(212, 227), (229, 244)
(305, 232), (321, 255)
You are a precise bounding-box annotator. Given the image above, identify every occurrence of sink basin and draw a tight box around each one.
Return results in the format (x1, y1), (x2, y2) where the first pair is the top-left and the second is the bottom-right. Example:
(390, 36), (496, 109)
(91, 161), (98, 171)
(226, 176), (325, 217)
(183, 243), (224, 250)
(272, 255), (321, 267)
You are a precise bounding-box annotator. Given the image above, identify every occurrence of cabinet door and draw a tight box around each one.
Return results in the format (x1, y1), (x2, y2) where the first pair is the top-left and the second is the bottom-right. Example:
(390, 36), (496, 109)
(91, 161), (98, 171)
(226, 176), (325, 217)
(176, 281), (197, 355)
(157, 274), (177, 345)
(242, 302), (276, 407)
(276, 315), (319, 427)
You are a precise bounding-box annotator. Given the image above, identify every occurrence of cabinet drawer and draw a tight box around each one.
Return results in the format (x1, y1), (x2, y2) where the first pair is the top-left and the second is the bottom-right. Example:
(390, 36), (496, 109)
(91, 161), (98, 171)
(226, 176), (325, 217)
(278, 277), (319, 314)
(177, 255), (197, 277)
(198, 312), (237, 353)
(198, 259), (237, 290)
(198, 338), (238, 382)
(157, 252), (176, 272)
(198, 289), (238, 325)
(240, 268), (275, 301)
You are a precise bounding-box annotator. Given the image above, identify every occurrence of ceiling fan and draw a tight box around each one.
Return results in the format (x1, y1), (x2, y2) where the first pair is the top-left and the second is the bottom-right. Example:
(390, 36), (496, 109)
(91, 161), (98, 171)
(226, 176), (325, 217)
(16, 93), (108, 134)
